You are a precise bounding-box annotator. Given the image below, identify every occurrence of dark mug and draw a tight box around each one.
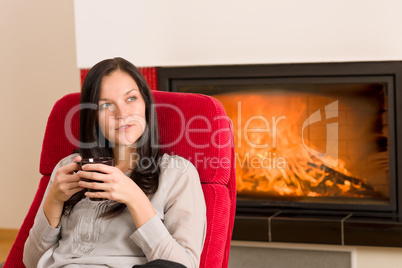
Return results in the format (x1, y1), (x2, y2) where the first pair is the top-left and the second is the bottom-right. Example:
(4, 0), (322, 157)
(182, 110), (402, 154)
(76, 157), (115, 201)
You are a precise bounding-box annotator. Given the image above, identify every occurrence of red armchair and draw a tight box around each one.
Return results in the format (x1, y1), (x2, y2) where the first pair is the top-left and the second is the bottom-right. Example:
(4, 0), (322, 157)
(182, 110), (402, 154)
(4, 90), (236, 268)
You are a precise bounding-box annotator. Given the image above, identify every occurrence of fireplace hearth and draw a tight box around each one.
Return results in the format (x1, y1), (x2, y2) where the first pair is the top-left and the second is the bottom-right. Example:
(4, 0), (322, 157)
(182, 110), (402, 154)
(158, 61), (402, 247)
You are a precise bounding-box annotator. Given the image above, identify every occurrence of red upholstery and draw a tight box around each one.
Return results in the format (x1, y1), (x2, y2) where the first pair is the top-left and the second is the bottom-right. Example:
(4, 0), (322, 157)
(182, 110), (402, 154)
(5, 91), (236, 268)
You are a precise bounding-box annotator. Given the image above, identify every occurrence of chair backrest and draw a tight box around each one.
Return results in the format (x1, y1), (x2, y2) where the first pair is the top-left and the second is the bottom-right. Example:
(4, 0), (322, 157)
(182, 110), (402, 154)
(5, 90), (236, 268)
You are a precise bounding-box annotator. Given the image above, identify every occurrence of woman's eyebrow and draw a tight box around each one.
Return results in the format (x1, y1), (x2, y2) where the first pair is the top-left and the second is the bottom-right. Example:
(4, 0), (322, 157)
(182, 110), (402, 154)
(99, 89), (138, 101)
(124, 89), (138, 95)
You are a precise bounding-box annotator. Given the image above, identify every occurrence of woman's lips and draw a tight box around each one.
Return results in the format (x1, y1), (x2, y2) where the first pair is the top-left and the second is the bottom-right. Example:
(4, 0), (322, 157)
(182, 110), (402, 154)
(115, 124), (133, 131)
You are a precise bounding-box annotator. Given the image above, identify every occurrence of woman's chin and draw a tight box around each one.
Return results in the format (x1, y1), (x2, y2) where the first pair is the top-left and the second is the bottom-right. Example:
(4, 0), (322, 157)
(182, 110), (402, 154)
(112, 139), (139, 148)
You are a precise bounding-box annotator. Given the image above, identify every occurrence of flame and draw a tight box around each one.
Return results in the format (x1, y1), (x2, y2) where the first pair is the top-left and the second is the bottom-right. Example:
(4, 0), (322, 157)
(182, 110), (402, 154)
(213, 92), (381, 199)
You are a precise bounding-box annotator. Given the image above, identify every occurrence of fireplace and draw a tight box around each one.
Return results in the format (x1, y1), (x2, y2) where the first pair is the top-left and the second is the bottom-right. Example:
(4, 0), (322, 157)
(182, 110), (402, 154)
(158, 61), (402, 247)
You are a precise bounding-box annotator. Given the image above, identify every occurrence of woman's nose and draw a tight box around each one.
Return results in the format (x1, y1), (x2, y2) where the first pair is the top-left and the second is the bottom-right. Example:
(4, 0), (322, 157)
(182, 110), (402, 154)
(114, 105), (129, 119)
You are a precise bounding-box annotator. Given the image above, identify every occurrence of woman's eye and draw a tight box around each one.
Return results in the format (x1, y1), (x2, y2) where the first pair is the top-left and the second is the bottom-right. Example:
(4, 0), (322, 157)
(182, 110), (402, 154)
(127, 96), (136, 102)
(99, 103), (111, 110)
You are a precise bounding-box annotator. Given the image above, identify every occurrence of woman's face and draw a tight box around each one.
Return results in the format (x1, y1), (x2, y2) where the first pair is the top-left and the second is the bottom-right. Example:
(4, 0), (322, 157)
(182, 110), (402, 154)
(98, 70), (146, 148)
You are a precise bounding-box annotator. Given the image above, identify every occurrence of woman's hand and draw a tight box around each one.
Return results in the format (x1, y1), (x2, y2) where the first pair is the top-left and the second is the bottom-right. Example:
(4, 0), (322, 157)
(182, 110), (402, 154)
(48, 155), (84, 203)
(77, 164), (138, 204)
(77, 164), (156, 228)
(43, 155), (84, 227)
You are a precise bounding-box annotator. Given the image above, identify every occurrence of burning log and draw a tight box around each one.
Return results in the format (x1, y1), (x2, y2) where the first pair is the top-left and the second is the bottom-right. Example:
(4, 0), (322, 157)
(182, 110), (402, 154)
(307, 162), (384, 198)
(235, 149), (384, 200)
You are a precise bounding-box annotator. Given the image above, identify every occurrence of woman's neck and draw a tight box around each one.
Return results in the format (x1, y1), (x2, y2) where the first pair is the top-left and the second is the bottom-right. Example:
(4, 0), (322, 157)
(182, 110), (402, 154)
(113, 146), (137, 173)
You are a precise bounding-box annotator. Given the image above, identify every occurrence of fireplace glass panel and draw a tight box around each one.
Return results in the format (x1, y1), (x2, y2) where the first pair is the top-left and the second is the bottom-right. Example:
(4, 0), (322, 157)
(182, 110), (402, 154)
(176, 79), (392, 207)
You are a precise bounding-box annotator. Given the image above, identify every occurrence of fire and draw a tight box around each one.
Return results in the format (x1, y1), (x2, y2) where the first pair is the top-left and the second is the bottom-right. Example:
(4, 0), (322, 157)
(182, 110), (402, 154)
(213, 92), (382, 199)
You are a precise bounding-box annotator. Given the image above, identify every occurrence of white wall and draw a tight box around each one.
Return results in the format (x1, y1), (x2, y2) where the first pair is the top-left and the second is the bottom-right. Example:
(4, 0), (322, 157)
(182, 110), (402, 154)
(74, 0), (402, 68)
(0, 0), (80, 229)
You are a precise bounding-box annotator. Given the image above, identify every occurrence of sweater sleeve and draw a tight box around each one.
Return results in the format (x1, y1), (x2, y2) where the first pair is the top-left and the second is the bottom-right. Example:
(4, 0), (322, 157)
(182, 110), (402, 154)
(131, 156), (207, 268)
(23, 154), (77, 268)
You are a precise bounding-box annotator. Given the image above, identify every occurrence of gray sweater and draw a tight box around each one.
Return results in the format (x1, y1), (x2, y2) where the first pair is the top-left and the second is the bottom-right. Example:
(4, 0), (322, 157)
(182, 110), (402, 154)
(23, 153), (206, 268)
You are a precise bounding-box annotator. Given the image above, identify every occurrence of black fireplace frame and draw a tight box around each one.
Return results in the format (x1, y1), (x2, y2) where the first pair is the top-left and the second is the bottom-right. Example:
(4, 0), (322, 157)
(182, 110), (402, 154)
(158, 61), (402, 247)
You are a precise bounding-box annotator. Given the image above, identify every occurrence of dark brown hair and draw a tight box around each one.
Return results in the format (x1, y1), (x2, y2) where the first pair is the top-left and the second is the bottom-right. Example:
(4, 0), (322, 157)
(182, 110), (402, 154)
(64, 57), (161, 218)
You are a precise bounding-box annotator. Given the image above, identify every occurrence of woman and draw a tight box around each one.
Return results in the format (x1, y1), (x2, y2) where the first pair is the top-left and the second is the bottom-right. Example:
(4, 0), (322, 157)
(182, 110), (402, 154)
(23, 57), (207, 268)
